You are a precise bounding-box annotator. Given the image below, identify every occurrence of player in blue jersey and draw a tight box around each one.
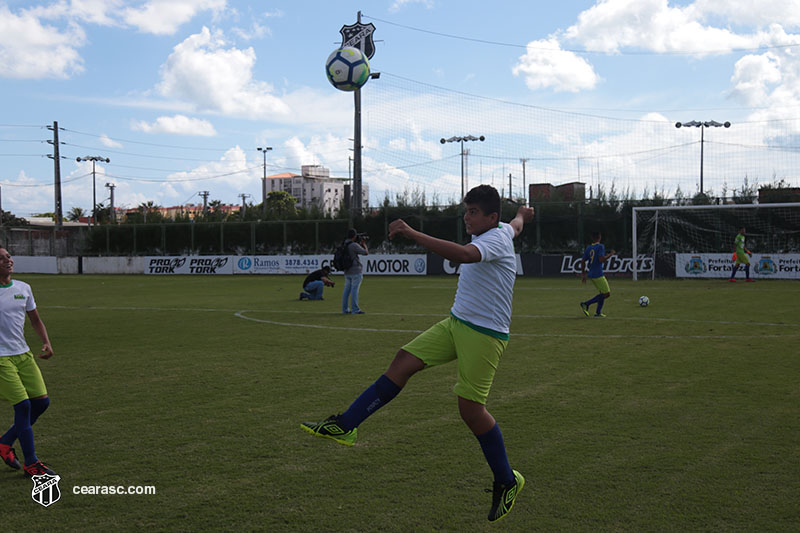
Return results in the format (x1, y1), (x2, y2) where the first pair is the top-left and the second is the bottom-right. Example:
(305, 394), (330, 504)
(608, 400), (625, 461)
(300, 185), (534, 522)
(578, 232), (616, 318)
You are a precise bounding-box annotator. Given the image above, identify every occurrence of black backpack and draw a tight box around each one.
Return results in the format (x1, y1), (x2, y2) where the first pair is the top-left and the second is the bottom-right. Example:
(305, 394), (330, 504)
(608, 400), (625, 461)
(332, 240), (354, 271)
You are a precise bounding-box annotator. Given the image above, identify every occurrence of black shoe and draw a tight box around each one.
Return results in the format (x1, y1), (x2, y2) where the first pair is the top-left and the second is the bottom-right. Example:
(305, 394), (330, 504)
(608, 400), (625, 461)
(487, 470), (525, 522)
(0, 443), (20, 470)
(24, 460), (56, 477)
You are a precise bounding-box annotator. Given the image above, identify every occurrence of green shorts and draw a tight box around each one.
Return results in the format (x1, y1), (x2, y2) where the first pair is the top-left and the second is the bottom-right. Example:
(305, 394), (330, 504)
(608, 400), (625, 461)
(402, 316), (508, 405)
(590, 276), (610, 294)
(0, 352), (47, 405)
(735, 251), (750, 265)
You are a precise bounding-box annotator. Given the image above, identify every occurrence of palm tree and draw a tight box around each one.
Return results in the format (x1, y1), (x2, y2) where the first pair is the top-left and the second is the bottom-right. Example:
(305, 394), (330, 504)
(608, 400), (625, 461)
(67, 207), (86, 222)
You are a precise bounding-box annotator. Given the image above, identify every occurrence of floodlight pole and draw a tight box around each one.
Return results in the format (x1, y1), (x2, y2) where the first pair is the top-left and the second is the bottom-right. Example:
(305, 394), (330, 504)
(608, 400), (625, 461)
(675, 120), (730, 195)
(257, 146), (272, 217)
(440, 135), (485, 242)
(76, 155), (110, 226)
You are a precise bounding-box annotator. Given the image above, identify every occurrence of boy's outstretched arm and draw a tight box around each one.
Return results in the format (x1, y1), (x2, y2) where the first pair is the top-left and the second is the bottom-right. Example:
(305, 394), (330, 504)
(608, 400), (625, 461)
(389, 219), (481, 263)
(509, 206), (534, 238)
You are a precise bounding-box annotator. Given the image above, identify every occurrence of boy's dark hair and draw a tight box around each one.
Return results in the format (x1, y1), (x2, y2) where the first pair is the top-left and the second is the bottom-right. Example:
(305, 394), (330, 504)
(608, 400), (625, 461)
(591, 231), (602, 241)
(347, 228), (357, 239)
(463, 184), (500, 218)
(322, 265), (331, 273)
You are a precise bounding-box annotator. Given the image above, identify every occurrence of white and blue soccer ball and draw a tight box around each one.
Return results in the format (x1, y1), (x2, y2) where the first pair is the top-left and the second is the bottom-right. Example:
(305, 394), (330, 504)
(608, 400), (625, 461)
(325, 47), (370, 91)
(638, 295), (650, 307)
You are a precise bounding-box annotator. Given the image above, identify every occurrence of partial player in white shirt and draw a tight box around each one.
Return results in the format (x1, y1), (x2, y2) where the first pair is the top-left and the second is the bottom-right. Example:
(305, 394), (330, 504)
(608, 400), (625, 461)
(0, 248), (57, 477)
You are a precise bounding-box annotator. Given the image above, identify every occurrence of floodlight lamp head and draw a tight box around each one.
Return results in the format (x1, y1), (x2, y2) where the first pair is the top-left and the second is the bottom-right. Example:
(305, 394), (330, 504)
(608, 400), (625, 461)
(479, 135), (485, 141)
(724, 121), (731, 128)
(675, 122), (682, 128)
(440, 138), (446, 144)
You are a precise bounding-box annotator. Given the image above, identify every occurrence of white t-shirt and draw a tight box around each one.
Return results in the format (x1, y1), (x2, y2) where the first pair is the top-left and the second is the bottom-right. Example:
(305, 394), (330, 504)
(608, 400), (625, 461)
(0, 280), (36, 356)
(450, 223), (517, 334)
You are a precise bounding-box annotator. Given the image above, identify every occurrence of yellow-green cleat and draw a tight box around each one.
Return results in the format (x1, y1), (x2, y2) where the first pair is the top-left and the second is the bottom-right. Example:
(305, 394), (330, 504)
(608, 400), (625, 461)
(300, 415), (357, 446)
(580, 302), (590, 317)
(487, 469), (525, 522)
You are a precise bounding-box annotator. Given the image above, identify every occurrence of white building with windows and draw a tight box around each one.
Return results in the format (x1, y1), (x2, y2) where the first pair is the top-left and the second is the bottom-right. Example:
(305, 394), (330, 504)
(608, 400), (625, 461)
(264, 165), (368, 216)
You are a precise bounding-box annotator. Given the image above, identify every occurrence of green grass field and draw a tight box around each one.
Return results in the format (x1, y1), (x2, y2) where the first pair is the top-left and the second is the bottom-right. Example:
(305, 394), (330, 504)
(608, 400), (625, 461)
(2, 274), (799, 532)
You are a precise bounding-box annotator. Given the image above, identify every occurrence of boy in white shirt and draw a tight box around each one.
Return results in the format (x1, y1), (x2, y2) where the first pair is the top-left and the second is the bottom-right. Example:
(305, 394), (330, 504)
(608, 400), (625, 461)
(301, 185), (534, 522)
(0, 248), (56, 477)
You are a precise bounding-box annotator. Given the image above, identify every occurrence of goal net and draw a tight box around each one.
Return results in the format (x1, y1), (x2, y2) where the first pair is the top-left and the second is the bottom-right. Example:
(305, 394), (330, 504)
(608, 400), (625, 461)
(632, 202), (800, 280)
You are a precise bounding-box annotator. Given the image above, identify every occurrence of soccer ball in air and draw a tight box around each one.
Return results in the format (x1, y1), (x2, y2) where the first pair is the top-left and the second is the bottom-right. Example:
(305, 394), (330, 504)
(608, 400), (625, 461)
(638, 296), (650, 307)
(326, 47), (370, 91)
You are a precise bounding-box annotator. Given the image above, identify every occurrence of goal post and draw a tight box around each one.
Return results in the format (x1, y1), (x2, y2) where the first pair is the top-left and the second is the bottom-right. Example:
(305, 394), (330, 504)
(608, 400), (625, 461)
(632, 202), (800, 280)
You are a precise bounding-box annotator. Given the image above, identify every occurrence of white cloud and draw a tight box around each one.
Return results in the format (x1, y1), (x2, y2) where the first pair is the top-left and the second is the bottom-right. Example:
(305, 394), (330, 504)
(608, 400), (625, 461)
(231, 21), (270, 41)
(159, 146), (255, 201)
(564, 0), (764, 55)
(512, 37), (600, 92)
(99, 134), (123, 148)
(730, 53), (782, 106)
(156, 27), (290, 119)
(0, 5), (85, 79)
(123, 0), (227, 35)
(132, 115), (218, 136)
(691, 0), (800, 28)
(65, 0), (124, 26)
(390, 0), (434, 13)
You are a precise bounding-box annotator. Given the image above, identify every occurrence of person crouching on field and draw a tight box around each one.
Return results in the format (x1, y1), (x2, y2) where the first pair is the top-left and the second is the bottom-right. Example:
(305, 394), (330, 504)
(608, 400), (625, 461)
(301, 185), (534, 523)
(0, 248), (57, 477)
(299, 266), (335, 301)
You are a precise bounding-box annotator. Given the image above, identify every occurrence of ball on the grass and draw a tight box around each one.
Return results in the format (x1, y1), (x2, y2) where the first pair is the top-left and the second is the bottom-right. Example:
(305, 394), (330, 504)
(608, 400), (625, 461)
(638, 295), (650, 307)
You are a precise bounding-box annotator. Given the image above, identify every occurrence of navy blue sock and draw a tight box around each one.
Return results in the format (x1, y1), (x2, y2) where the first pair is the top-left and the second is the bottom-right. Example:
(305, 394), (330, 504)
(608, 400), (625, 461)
(585, 294), (602, 307)
(731, 264), (739, 278)
(29, 397), (50, 426)
(338, 375), (401, 431)
(1, 397), (49, 446)
(596, 294), (606, 314)
(745, 264), (750, 279)
(476, 423), (514, 485)
(8, 400), (37, 465)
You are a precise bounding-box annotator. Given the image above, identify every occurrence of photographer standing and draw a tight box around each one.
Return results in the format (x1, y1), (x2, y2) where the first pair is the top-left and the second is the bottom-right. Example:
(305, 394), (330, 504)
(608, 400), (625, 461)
(342, 229), (369, 314)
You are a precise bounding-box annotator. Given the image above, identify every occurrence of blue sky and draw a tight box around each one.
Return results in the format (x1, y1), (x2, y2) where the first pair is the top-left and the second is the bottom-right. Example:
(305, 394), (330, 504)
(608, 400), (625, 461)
(2, 0), (800, 218)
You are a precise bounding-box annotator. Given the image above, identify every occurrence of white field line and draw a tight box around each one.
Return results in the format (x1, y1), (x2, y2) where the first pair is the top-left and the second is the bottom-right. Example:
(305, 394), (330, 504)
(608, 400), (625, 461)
(43, 305), (799, 329)
(232, 311), (799, 340)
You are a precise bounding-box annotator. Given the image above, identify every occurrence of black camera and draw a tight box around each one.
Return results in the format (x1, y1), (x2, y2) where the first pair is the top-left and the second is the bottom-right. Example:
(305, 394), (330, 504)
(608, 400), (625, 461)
(357, 232), (370, 242)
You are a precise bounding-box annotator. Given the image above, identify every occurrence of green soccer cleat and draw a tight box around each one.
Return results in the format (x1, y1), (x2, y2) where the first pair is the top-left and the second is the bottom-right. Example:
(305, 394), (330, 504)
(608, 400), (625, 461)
(593, 313), (606, 318)
(580, 302), (590, 317)
(300, 415), (357, 446)
(487, 469), (525, 522)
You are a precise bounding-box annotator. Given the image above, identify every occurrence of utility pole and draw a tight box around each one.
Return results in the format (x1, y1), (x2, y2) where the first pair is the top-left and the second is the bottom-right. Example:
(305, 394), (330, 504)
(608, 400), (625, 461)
(199, 191), (210, 215)
(76, 155), (110, 226)
(508, 173), (513, 201)
(47, 121), (64, 228)
(105, 183), (116, 223)
(239, 193), (250, 220)
(520, 158), (528, 206)
(257, 146), (272, 217)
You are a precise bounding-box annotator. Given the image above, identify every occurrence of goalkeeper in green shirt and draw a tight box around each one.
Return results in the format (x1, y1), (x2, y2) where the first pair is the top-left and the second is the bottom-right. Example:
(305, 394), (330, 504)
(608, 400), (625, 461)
(729, 227), (754, 282)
